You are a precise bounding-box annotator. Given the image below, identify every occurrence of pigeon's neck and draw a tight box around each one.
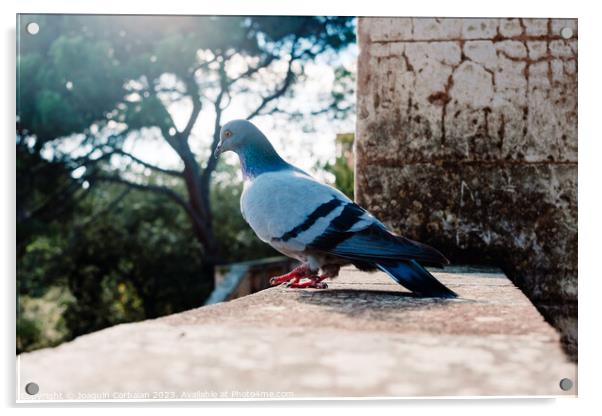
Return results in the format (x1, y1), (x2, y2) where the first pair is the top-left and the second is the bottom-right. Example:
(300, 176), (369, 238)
(238, 142), (290, 179)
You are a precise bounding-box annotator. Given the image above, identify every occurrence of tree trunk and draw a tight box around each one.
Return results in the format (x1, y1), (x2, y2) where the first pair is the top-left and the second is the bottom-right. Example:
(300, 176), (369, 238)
(179, 152), (217, 294)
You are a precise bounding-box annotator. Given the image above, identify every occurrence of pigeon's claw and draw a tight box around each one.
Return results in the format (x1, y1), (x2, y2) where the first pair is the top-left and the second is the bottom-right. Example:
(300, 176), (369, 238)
(270, 264), (333, 289)
(287, 276), (328, 289)
(269, 264), (310, 286)
(269, 274), (295, 286)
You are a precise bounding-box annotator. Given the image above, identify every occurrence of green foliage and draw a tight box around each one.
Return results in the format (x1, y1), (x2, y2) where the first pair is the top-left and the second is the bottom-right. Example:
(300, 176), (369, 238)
(16, 144), (77, 254)
(123, 95), (172, 131)
(17, 168), (276, 352)
(19, 30), (126, 142)
(17, 287), (74, 353)
(322, 133), (355, 199)
(18, 15), (355, 143)
(16, 15), (356, 352)
(18, 184), (207, 343)
(324, 158), (355, 200)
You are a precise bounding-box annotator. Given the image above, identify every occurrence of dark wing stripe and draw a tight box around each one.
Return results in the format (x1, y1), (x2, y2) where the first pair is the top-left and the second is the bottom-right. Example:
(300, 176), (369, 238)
(308, 203), (365, 251)
(274, 197), (342, 242)
(319, 224), (449, 266)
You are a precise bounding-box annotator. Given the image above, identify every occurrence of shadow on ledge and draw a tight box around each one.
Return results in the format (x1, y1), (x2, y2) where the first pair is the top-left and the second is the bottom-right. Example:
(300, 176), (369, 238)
(293, 287), (469, 319)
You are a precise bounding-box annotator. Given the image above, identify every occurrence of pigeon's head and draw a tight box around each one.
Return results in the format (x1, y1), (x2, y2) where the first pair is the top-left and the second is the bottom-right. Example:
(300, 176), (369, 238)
(215, 119), (268, 159)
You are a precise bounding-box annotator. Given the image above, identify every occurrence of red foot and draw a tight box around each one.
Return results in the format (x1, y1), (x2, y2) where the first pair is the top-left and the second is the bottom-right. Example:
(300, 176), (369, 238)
(287, 276), (328, 289)
(269, 264), (310, 286)
(270, 265), (335, 289)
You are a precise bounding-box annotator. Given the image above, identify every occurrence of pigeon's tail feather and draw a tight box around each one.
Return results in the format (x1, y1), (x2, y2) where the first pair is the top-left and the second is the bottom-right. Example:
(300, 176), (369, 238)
(377, 260), (457, 298)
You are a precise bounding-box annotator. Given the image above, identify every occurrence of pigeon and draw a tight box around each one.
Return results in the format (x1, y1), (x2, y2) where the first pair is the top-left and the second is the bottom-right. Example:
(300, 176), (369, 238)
(215, 119), (457, 298)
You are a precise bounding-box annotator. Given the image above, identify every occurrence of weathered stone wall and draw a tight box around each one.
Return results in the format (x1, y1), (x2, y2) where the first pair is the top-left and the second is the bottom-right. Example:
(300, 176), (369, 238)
(356, 18), (577, 358)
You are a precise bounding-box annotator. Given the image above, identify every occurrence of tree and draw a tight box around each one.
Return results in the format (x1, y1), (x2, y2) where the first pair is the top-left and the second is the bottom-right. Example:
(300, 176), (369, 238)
(18, 15), (356, 290)
(17, 163), (283, 352)
(17, 181), (209, 350)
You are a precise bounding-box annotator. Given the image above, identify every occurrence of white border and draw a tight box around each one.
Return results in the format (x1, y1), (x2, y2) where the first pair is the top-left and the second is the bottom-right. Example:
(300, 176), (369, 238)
(3, 0), (601, 413)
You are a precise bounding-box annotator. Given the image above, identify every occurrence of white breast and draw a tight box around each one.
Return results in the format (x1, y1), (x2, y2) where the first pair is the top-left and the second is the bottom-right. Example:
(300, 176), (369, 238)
(240, 170), (349, 251)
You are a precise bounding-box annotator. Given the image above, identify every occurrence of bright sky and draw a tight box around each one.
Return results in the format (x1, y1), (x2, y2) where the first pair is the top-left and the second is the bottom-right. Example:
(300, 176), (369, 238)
(121, 44), (358, 180)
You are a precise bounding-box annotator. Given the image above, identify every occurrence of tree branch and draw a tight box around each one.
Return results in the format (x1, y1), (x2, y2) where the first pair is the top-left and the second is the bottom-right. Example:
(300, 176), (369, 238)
(227, 54), (276, 87)
(180, 78), (203, 140)
(75, 188), (131, 229)
(200, 109), (223, 186)
(21, 177), (87, 223)
(244, 40), (340, 120)
(90, 175), (187, 207)
(246, 47), (297, 121)
(263, 101), (354, 118)
(200, 61), (229, 199)
(69, 144), (183, 179)
(145, 82), (183, 156)
(111, 149), (183, 177)
(89, 174), (212, 249)
(190, 55), (219, 77)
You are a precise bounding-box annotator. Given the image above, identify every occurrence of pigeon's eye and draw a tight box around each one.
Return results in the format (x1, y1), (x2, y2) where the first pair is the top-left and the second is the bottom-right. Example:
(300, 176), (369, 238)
(223, 130), (233, 139)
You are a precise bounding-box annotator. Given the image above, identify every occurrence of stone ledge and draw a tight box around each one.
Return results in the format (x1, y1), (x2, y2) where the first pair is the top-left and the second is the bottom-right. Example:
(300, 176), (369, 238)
(17, 267), (576, 400)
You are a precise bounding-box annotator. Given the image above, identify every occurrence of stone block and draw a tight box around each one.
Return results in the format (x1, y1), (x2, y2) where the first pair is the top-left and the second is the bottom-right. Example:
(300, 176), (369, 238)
(356, 17), (577, 357)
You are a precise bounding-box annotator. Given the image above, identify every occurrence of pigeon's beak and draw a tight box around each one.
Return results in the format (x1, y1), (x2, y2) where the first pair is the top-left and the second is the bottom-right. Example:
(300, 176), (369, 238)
(214, 141), (223, 159)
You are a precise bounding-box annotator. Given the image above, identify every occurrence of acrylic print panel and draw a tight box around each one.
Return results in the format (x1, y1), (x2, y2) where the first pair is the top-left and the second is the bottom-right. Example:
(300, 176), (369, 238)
(16, 14), (577, 401)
